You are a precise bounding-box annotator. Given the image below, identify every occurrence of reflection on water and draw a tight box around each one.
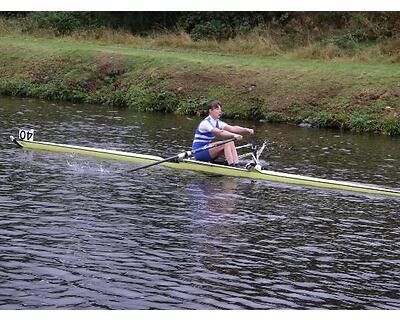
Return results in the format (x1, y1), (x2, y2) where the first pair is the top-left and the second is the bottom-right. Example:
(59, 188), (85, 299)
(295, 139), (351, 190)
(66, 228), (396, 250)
(1, 96), (400, 309)
(188, 178), (240, 214)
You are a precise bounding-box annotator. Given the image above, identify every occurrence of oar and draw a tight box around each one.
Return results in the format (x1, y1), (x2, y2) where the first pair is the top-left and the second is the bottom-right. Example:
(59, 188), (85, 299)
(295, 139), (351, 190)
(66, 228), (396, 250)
(130, 137), (236, 172)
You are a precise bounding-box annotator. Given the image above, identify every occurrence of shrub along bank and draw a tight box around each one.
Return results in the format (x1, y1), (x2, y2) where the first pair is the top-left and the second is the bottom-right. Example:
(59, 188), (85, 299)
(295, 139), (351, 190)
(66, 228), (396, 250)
(0, 35), (399, 135)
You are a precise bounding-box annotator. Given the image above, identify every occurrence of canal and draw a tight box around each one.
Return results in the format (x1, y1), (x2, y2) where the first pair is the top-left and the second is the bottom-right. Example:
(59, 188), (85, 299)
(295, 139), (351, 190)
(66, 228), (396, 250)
(1, 96), (399, 309)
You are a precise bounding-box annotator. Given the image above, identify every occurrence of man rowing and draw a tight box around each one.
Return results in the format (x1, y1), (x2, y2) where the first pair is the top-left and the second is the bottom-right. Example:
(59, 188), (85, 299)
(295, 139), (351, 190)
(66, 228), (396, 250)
(192, 100), (254, 167)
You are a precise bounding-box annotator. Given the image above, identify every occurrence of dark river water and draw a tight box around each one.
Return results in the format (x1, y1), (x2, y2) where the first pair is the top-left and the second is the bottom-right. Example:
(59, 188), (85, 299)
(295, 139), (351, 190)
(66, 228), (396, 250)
(1, 96), (400, 309)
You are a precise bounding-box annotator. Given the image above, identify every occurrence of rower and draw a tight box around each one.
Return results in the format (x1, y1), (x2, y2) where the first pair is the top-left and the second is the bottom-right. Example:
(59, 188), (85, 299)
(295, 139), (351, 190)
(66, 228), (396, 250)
(192, 100), (254, 167)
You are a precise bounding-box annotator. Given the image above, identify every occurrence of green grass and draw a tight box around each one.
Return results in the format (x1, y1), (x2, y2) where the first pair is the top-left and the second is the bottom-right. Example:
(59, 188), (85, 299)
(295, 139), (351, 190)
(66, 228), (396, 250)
(0, 34), (399, 135)
(2, 35), (399, 76)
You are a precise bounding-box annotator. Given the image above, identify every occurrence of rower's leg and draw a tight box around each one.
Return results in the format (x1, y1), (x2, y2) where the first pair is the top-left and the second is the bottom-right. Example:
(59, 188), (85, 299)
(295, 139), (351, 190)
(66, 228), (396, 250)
(209, 142), (239, 165)
(223, 144), (234, 165)
(209, 145), (225, 160)
(229, 142), (239, 164)
(210, 144), (234, 164)
(223, 142), (238, 165)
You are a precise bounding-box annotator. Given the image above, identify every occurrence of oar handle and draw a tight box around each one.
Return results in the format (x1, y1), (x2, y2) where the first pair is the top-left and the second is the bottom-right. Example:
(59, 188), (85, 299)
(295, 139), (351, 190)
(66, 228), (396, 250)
(190, 137), (236, 156)
(130, 137), (236, 173)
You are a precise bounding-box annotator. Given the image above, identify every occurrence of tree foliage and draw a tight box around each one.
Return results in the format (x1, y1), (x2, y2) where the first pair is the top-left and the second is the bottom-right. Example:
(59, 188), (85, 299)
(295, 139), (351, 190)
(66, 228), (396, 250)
(1, 11), (399, 41)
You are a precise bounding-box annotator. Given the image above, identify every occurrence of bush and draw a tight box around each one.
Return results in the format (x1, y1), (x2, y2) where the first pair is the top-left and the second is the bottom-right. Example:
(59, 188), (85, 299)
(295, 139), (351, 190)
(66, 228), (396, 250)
(332, 113), (350, 129)
(175, 96), (211, 116)
(0, 78), (31, 96)
(179, 12), (287, 41)
(378, 115), (400, 136)
(292, 106), (311, 122)
(379, 38), (400, 62)
(314, 111), (334, 127)
(321, 28), (369, 49)
(151, 90), (179, 113)
(190, 20), (233, 41)
(243, 97), (265, 120)
(264, 111), (287, 123)
(175, 97), (199, 115)
(28, 12), (100, 36)
(349, 113), (376, 132)
(98, 89), (127, 107)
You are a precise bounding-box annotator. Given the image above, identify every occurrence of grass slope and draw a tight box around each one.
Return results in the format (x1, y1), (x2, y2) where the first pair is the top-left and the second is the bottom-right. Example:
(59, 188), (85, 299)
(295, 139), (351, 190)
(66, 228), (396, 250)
(0, 35), (399, 135)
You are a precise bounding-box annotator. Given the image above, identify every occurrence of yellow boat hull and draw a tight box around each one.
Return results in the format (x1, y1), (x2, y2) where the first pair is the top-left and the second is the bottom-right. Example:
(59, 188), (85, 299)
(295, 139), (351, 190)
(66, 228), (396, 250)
(12, 138), (400, 197)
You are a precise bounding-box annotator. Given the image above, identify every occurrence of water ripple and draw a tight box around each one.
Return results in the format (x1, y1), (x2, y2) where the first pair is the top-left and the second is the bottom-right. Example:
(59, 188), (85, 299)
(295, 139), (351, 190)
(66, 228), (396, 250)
(1, 97), (400, 309)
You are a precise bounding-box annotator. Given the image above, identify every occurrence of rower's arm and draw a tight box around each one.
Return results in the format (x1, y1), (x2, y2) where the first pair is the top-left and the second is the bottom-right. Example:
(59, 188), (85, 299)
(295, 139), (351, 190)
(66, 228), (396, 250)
(211, 128), (242, 140)
(223, 124), (254, 136)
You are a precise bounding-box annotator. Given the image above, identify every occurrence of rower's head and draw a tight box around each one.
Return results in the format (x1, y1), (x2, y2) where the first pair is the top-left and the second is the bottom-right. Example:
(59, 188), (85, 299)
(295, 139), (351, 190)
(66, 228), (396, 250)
(207, 100), (223, 119)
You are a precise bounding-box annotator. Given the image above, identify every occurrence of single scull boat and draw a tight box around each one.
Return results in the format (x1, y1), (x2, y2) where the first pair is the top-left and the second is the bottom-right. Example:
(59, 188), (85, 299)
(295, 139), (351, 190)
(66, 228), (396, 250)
(10, 132), (400, 197)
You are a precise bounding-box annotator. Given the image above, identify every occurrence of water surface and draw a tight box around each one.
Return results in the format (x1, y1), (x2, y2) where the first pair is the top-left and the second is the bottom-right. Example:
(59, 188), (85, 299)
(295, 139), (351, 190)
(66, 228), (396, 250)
(1, 96), (400, 309)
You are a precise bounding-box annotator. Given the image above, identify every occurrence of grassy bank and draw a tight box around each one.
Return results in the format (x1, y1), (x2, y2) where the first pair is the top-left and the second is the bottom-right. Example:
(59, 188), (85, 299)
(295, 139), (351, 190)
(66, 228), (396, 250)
(0, 35), (399, 135)
(1, 13), (399, 64)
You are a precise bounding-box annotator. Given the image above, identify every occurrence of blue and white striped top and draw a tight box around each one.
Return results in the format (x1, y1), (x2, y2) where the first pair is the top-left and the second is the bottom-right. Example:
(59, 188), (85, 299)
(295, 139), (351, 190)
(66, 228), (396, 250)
(192, 116), (227, 148)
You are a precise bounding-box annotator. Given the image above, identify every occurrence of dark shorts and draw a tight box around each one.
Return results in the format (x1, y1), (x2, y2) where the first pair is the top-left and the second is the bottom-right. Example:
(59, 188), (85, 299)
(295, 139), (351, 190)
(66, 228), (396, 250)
(192, 142), (213, 161)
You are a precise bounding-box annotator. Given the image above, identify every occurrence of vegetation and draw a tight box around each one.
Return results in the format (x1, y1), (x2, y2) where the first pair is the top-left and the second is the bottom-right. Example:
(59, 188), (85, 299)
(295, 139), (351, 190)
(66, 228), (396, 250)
(0, 12), (399, 135)
(1, 12), (399, 62)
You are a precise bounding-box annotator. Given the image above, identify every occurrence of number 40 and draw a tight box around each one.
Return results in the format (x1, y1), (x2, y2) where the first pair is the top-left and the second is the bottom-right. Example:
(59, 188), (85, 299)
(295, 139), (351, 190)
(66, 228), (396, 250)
(18, 129), (35, 141)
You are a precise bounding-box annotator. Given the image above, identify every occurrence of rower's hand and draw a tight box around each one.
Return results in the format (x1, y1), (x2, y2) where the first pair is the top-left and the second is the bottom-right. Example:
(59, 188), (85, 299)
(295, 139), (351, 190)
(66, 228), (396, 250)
(234, 134), (243, 141)
(246, 128), (254, 136)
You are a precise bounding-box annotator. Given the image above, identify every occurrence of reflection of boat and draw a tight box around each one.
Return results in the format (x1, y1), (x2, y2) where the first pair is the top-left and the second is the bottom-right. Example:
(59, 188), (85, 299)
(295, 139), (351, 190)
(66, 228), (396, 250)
(10, 134), (400, 197)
